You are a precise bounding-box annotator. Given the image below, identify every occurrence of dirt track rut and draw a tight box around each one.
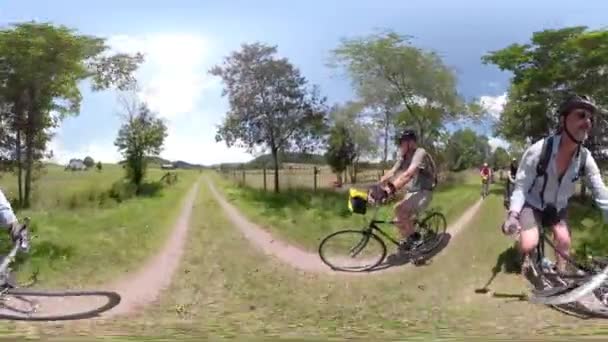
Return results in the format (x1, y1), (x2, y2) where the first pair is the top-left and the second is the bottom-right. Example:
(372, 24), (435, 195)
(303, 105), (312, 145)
(208, 179), (482, 275)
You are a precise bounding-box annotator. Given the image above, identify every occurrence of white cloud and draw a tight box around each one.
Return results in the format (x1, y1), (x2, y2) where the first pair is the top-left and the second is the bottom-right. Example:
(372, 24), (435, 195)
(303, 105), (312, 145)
(47, 32), (253, 166)
(488, 136), (510, 152)
(107, 34), (216, 118)
(479, 93), (507, 120)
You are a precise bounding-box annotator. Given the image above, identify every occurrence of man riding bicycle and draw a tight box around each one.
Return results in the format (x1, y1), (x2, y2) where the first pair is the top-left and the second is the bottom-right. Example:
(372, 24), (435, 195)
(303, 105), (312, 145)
(368, 128), (437, 252)
(503, 94), (608, 276)
(480, 162), (491, 197)
(504, 157), (518, 208)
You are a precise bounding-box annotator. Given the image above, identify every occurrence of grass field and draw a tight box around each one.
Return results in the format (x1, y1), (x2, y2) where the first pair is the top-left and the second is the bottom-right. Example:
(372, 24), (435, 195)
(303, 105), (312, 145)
(213, 170), (484, 251)
(3, 176), (608, 339)
(0, 164), (200, 288)
(22, 179), (605, 340)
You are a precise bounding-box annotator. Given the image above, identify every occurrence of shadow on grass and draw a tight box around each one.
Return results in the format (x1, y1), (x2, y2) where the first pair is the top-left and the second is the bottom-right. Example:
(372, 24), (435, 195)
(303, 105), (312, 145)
(364, 232), (452, 273)
(229, 185), (352, 219)
(138, 181), (165, 198)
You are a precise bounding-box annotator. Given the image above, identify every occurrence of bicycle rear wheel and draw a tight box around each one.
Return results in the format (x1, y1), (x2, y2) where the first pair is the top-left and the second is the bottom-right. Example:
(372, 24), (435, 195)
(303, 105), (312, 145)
(318, 230), (387, 272)
(415, 212), (447, 254)
(0, 288), (121, 321)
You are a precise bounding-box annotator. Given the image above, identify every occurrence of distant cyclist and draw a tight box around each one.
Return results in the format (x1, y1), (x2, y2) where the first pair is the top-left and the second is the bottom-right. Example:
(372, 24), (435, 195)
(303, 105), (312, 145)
(367, 128), (438, 252)
(503, 94), (608, 276)
(504, 157), (518, 208)
(480, 162), (491, 197)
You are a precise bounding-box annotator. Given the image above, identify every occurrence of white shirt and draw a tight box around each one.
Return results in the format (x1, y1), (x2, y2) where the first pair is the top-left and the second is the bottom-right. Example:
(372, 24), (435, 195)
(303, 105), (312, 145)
(509, 134), (608, 221)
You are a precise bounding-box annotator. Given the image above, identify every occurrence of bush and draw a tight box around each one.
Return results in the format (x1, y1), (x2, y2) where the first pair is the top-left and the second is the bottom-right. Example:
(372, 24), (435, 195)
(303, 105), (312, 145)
(108, 180), (138, 202)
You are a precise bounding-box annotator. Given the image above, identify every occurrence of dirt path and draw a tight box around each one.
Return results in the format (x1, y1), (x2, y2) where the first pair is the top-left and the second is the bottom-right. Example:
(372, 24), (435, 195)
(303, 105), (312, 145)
(0, 180), (200, 321)
(208, 179), (483, 275)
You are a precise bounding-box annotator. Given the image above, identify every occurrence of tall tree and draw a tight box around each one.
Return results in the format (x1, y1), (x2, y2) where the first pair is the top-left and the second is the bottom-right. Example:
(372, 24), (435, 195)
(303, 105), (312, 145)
(329, 101), (377, 183)
(329, 29), (481, 147)
(445, 128), (491, 171)
(211, 42), (328, 193)
(0, 21), (143, 207)
(114, 96), (168, 194)
(325, 123), (355, 184)
(491, 147), (511, 169)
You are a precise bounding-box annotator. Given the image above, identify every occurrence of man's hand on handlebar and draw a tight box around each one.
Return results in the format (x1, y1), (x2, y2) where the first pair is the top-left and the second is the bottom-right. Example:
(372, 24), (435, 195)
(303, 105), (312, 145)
(501, 211), (521, 236)
(368, 182), (397, 205)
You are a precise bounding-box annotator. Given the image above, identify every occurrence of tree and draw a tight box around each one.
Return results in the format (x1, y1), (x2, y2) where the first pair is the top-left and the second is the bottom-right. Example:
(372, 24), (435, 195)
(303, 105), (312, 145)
(211, 42), (328, 193)
(445, 129), (491, 171)
(329, 30), (482, 148)
(96, 161), (102, 172)
(83, 156), (95, 168)
(491, 147), (511, 169)
(0, 22), (143, 207)
(329, 101), (377, 183)
(325, 123), (355, 184)
(483, 26), (608, 163)
(114, 97), (168, 194)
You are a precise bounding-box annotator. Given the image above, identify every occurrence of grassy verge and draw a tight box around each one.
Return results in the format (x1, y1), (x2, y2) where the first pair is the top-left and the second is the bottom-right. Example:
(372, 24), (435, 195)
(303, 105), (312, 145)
(26, 179), (605, 340)
(0, 165), (199, 288)
(211, 170), (483, 251)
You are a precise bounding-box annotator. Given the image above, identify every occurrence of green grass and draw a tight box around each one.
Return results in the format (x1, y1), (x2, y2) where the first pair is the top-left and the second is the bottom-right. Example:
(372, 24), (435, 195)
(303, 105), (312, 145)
(0, 164), (200, 288)
(212, 170), (483, 251)
(30, 179), (605, 340)
(9, 177), (608, 340)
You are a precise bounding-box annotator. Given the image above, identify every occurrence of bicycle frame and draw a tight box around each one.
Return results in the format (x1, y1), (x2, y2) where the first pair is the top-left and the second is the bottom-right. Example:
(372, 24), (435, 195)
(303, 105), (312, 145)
(363, 205), (412, 247)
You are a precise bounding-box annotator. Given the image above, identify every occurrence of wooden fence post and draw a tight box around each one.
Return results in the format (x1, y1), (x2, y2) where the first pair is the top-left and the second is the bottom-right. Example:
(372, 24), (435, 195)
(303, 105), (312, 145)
(263, 166), (267, 192)
(313, 166), (318, 191)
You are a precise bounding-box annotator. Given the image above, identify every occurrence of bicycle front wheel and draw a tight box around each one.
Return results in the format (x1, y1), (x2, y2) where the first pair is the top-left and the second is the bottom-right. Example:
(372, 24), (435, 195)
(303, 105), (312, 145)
(0, 288), (121, 321)
(415, 212), (447, 254)
(318, 230), (387, 272)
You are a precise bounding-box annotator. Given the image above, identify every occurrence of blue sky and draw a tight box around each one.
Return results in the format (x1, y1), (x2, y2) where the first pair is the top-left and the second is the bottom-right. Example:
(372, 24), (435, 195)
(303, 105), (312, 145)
(1, 0), (607, 165)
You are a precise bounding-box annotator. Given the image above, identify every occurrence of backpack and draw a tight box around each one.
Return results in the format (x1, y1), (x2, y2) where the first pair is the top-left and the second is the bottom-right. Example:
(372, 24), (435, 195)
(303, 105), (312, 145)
(529, 135), (588, 207)
(419, 148), (438, 190)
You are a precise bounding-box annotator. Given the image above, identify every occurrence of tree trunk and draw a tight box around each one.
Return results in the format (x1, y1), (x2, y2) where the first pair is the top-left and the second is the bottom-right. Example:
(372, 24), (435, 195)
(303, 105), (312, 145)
(23, 130), (33, 208)
(16, 129), (23, 207)
(383, 110), (390, 169)
(271, 147), (280, 193)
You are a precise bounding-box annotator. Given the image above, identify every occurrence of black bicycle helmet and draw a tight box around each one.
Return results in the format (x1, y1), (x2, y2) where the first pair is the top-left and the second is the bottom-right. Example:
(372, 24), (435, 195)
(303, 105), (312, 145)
(558, 94), (598, 118)
(558, 94), (598, 144)
(397, 128), (417, 144)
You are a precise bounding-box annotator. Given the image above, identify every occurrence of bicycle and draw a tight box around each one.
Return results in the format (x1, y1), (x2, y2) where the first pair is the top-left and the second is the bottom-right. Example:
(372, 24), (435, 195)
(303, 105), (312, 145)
(318, 188), (447, 272)
(481, 176), (490, 199)
(509, 216), (608, 317)
(0, 218), (121, 321)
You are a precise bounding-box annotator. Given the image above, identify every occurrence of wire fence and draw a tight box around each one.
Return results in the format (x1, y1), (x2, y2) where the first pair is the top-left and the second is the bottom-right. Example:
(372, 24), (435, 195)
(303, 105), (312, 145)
(217, 165), (384, 192)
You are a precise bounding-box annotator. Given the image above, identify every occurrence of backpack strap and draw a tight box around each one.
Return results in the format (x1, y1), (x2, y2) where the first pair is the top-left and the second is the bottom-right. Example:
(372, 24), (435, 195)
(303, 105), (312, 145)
(579, 147), (587, 179)
(529, 135), (554, 208)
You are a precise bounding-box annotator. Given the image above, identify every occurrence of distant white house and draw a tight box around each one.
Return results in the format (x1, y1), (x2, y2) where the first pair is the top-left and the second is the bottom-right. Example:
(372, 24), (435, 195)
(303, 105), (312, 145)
(161, 163), (176, 170)
(65, 159), (87, 171)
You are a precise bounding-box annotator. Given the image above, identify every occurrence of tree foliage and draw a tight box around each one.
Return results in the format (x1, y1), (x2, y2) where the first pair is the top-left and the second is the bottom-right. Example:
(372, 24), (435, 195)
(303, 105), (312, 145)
(325, 123), (355, 183)
(329, 30), (481, 147)
(0, 21), (143, 207)
(483, 26), (608, 161)
(211, 42), (328, 192)
(445, 128), (491, 171)
(491, 147), (511, 169)
(83, 156), (95, 168)
(114, 98), (168, 193)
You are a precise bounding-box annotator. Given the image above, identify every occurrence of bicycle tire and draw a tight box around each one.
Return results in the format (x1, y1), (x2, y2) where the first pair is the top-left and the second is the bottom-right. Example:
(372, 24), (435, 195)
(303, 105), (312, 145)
(0, 288), (121, 321)
(415, 212), (447, 254)
(318, 230), (387, 272)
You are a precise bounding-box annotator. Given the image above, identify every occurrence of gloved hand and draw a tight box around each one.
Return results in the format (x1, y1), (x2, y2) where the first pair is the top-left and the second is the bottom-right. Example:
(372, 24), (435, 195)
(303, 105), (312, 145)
(501, 212), (520, 235)
(368, 184), (389, 204)
(368, 182), (396, 205)
(8, 222), (29, 252)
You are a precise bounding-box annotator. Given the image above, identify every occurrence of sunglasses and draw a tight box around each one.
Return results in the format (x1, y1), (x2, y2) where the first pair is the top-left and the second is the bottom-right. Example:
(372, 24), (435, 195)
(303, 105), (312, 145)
(572, 109), (594, 123)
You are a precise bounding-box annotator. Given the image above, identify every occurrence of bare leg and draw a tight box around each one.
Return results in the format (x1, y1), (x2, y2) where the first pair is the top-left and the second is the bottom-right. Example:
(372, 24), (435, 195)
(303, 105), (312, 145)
(552, 222), (571, 273)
